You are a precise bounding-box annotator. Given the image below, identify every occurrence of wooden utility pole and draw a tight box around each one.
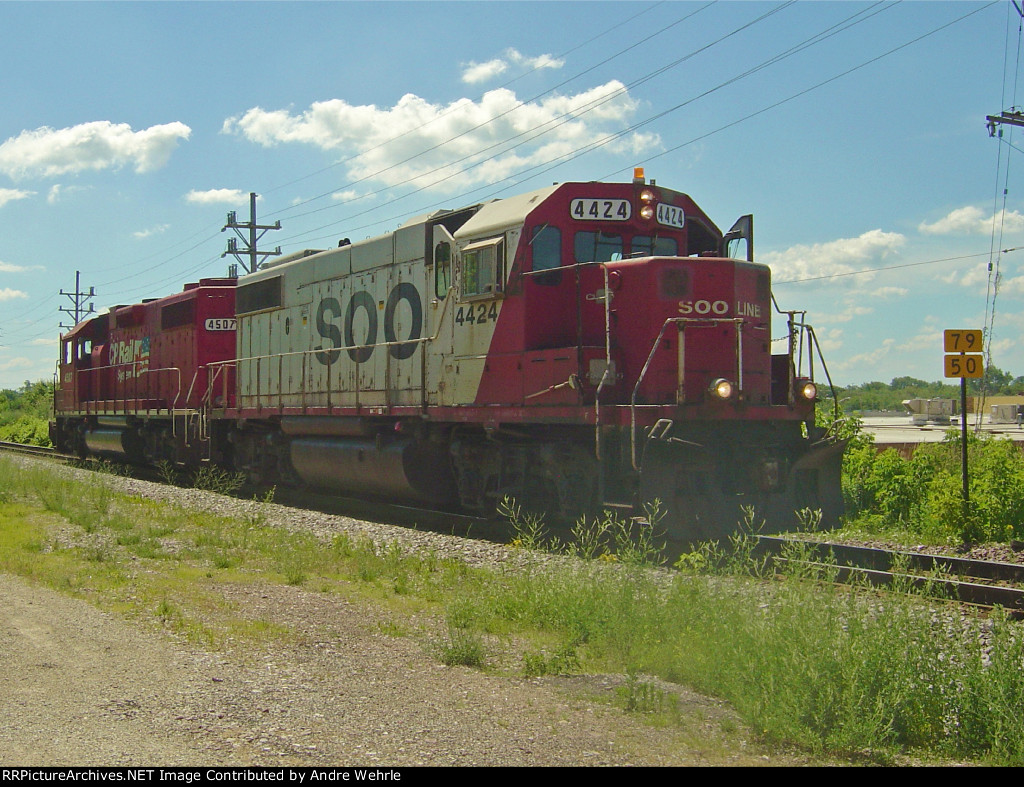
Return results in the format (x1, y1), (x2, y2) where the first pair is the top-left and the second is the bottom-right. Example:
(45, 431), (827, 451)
(221, 192), (281, 275)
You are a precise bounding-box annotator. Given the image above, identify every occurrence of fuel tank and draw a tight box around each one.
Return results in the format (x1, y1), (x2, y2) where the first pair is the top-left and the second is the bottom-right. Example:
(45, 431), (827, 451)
(288, 437), (458, 505)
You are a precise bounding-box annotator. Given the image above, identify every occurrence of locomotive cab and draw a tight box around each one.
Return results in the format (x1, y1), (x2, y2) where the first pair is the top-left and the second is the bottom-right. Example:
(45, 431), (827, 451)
(447, 170), (844, 539)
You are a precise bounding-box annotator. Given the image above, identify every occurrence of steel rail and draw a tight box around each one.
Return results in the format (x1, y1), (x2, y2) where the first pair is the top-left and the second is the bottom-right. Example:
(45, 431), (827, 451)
(755, 535), (1024, 615)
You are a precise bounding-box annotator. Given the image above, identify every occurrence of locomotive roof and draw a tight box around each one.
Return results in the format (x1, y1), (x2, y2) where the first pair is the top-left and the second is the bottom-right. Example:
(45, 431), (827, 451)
(398, 206), (475, 229)
(261, 248), (325, 270)
(453, 184), (560, 241)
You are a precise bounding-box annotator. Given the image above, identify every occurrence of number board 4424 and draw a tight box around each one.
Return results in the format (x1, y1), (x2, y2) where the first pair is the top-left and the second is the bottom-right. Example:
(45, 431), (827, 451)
(569, 199), (631, 222)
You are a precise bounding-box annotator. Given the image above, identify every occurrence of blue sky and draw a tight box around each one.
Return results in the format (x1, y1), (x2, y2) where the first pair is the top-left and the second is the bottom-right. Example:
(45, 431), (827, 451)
(0, 0), (1019, 390)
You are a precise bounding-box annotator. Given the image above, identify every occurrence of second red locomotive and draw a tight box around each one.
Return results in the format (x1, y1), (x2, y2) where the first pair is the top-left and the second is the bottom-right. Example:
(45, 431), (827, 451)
(52, 170), (845, 543)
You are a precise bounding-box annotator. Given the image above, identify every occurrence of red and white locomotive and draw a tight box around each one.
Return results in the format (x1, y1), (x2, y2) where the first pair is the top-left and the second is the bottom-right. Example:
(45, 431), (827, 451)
(52, 170), (845, 541)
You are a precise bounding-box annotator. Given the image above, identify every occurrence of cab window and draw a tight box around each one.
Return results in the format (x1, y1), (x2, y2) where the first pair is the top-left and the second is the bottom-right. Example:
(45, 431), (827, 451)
(530, 225), (562, 286)
(434, 241), (452, 299)
(574, 231), (622, 263)
(632, 235), (678, 258)
(460, 238), (503, 300)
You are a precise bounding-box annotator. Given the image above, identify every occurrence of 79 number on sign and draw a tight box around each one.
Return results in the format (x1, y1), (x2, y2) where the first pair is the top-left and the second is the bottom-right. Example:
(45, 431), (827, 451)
(943, 329), (984, 379)
(943, 329), (982, 353)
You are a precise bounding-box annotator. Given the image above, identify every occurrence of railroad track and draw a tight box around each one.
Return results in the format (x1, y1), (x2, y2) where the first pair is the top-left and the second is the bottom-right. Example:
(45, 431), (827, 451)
(0, 439), (498, 543)
(0, 440), (56, 458)
(756, 536), (1024, 616)
(4, 439), (1024, 613)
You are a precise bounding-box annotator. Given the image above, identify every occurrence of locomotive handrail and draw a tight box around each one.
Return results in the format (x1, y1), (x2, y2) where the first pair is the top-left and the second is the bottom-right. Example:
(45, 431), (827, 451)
(593, 264), (616, 504)
(803, 323), (840, 421)
(70, 361), (182, 417)
(771, 295), (839, 418)
(629, 316), (746, 471)
(181, 367), (210, 449)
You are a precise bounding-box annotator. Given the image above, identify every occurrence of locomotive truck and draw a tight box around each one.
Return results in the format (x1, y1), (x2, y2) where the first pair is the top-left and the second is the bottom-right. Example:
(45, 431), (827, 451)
(52, 170), (845, 542)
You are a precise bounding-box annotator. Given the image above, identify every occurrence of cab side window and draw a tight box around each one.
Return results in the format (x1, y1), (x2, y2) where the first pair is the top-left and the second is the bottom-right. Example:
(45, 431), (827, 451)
(530, 225), (562, 286)
(435, 241), (452, 299)
(460, 238), (503, 300)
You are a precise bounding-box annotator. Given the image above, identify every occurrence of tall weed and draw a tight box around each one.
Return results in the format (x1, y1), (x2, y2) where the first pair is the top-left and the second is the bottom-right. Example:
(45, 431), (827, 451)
(843, 431), (1024, 543)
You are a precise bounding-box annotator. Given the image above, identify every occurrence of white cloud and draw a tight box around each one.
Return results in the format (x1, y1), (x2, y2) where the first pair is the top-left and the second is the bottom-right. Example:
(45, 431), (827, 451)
(331, 189), (361, 202)
(940, 261), (987, 286)
(0, 121), (191, 179)
(998, 274), (1024, 297)
(835, 337), (895, 373)
(133, 224), (170, 239)
(895, 328), (942, 354)
(995, 311), (1024, 329)
(222, 82), (653, 193)
(763, 229), (906, 284)
(816, 304), (874, 324)
(0, 357), (35, 372)
(461, 48), (563, 84)
(919, 205), (1024, 235)
(814, 327), (844, 354)
(990, 336), (1016, 357)
(939, 260), (1024, 297)
(185, 188), (249, 205)
(47, 184), (89, 204)
(0, 288), (28, 301)
(514, 51), (564, 71)
(869, 285), (908, 299)
(462, 58), (508, 85)
(0, 188), (33, 207)
(0, 260), (42, 273)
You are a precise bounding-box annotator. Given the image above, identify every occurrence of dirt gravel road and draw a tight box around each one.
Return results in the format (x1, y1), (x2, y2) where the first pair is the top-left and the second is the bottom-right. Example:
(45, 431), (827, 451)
(0, 569), (804, 767)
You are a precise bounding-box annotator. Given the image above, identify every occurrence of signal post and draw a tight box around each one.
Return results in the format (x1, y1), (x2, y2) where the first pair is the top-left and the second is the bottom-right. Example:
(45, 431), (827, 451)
(943, 329), (983, 519)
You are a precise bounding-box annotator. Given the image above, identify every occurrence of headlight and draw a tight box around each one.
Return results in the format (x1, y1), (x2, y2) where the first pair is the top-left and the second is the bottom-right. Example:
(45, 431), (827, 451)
(640, 204), (655, 220)
(639, 188), (655, 203)
(710, 378), (734, 400)
(799, 381), (817, 401)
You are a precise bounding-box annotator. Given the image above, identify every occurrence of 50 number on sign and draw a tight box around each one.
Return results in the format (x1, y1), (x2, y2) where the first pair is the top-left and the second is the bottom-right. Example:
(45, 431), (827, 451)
(945, 354), (984, 378)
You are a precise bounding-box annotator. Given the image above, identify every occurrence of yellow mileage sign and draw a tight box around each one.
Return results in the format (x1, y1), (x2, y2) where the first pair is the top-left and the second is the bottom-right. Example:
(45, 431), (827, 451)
(943, 329), (984, 378)
(945, 354), (984, 378)
(943, 329), (982, 353)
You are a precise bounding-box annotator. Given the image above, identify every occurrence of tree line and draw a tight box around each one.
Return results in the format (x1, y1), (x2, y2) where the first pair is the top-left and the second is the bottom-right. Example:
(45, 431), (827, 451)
(831, 365), (1024, 412)
(0, 380), (53, 446)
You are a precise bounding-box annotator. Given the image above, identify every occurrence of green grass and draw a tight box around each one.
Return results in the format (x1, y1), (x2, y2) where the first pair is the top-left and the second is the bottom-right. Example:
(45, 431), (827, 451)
(5, 457), (1024, 764)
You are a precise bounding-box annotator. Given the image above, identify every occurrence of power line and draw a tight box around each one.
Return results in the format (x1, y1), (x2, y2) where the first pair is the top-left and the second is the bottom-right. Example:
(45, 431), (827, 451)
(63, 2), (713, 303)
(16, 1), (1000, 355)
(260, 1), (736, 229)
(773, 248), (1022, 286)
(277, 0), (949, 251)
(259, 1), (684, 207)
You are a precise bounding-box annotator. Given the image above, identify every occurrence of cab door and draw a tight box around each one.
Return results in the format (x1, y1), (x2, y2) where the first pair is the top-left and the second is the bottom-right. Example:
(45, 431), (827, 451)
(426, 225), (456, 405)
